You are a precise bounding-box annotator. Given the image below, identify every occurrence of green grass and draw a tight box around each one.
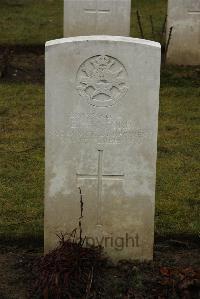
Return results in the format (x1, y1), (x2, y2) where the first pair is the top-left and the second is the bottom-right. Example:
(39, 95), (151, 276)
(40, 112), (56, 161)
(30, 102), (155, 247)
(0, 0), (199, 242)
(0, 83), (44, 240)
(156, 67), (200, 236)
(131, 0), (167, 42)
(0, 0), (63, 45)
(0, 0), (167, 45)
(0, 68), (199, 240)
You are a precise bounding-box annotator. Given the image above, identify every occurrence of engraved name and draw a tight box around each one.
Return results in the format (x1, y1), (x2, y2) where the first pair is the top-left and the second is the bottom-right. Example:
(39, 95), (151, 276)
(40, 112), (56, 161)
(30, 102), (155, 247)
(50, 112), (154, 145)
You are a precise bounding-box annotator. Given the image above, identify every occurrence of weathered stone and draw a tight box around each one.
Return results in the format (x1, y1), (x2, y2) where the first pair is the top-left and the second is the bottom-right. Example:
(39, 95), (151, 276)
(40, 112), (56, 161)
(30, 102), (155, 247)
(64, 0), (131, 37)
(45, 36), (161, 261)
(167, 0), (200, 65)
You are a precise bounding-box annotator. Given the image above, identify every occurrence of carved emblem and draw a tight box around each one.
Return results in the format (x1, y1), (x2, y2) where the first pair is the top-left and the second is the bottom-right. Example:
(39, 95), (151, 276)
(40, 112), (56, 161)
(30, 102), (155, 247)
(76, 55), (128, 107)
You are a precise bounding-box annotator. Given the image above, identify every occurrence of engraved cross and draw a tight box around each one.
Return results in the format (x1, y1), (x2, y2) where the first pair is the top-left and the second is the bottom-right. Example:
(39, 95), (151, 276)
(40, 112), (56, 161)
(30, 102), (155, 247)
(84, 0), (111, 32)
(188, 5), (200, 43)
(84, 8), (110, 14)
(188, 9), (200, 15)
(77, 150), (124, 226)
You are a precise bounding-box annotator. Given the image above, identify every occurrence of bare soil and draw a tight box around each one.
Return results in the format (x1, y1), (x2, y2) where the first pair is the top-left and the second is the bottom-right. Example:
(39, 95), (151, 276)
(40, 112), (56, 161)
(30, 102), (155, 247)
(0, 46), (199, 298)
(0, 45), (44, 83)
(0, 238), (199, 299)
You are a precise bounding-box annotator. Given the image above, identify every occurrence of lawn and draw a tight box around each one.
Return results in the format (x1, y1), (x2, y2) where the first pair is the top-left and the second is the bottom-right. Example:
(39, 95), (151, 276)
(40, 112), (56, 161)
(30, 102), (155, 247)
(0, 0), (167, 45)
(157, 67), (200, 236)
(0, 83), (44, 241)
(131, 0), (168, 43)
(0, 0), (63, 45)
(0, 68), (199, 242)
(0, 0), (199, 243)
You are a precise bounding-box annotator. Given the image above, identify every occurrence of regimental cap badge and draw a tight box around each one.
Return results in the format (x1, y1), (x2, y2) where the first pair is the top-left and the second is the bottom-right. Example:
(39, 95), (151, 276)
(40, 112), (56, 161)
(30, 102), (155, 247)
(76, 55), (129, 108)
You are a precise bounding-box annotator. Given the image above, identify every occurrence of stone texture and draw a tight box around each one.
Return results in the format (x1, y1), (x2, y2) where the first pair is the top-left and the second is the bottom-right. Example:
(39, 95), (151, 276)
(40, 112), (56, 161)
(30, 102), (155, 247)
(167, 0), (200, 65)
(64, 0), (131, 37)
(45, 36), (161, 261)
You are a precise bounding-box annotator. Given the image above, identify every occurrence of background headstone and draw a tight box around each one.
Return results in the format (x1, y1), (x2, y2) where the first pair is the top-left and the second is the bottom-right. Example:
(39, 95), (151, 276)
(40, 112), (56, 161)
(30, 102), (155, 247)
(64, 0), (131, 37)
(45, 36), (161, 261)
(167, 0), (200, 65)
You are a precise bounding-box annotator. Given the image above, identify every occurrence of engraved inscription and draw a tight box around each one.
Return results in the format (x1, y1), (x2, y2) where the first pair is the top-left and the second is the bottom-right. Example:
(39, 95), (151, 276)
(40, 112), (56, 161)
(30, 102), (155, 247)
(62, 112), (153, 144)
(76, 55), (129, 107)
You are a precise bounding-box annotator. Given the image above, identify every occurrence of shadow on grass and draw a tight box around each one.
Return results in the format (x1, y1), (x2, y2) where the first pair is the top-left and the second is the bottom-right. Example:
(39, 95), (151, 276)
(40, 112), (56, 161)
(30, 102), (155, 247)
(0, 234), (43, 250)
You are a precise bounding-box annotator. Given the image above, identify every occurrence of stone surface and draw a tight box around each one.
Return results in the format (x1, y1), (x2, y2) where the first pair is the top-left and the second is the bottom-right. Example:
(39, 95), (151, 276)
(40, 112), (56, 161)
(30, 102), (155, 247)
(45, 36), (161, 261)
(167, 0), (200, 65)
(64, 0), (131, 37)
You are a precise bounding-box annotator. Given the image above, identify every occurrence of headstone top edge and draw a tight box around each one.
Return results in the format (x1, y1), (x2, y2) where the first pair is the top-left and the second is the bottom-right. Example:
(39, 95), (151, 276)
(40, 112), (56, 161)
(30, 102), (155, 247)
(64, 0), (131, 2)
(45, 36), (161, 49)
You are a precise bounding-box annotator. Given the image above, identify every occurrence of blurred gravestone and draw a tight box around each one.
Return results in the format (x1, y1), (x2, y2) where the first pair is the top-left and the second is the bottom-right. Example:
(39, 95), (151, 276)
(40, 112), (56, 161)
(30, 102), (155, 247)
(167, 0), (200, 65)
(64, 0), (131, 37)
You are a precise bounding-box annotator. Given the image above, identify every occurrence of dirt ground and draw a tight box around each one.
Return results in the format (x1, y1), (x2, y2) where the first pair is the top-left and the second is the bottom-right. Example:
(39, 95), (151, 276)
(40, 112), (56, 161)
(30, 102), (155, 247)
(0, 46), (199, 298)
(0, 46), (44, 83)
(0, 238), (199, 299)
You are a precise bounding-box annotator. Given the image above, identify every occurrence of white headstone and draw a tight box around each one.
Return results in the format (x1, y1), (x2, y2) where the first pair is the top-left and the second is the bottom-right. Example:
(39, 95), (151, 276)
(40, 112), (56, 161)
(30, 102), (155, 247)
(45, 36), (161, 261)
(64, 0), (131, 37)
(167, 0), (200, 65)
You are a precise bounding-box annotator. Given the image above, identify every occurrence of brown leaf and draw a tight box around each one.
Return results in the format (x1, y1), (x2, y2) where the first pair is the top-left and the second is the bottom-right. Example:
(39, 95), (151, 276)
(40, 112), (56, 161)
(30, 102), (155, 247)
(160, 267), (171, 277)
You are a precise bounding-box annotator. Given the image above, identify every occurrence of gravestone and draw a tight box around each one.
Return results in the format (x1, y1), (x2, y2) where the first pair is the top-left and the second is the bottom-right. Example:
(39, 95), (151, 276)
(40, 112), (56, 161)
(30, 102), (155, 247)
(167, 0), (200, 65)
(64, 0), (131, 37)
(45, 36), (161, 261)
